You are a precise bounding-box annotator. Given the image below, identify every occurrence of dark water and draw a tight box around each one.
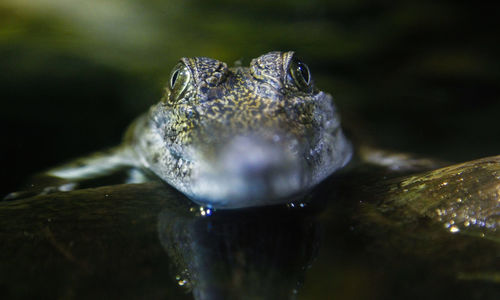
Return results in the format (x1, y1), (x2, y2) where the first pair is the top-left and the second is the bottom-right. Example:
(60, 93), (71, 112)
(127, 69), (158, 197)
(1, 170), (498, 300)
(1, 0), (499, 299)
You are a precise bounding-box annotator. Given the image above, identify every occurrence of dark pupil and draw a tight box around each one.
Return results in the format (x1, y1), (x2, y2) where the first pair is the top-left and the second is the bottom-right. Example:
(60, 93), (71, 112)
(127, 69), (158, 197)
(297, 61), (309, 84)
(171, 69), (179, 87)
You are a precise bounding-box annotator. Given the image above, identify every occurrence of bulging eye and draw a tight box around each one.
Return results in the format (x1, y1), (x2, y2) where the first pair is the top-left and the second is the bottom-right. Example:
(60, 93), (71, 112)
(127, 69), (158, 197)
(288, 57), (311, 92)
(169, 62), (191, 102)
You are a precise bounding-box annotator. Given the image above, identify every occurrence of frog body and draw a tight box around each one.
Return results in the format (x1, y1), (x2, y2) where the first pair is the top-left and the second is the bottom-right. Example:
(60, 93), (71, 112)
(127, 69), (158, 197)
(42, 52), (353, 209)
(6, 51), (499, 220)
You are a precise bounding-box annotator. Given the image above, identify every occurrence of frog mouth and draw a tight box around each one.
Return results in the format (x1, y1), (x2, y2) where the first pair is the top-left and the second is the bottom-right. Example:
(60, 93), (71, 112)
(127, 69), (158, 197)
(185, 134), (306, 209)
(180, 127), (351, 209)
(164, 127), (351, 209)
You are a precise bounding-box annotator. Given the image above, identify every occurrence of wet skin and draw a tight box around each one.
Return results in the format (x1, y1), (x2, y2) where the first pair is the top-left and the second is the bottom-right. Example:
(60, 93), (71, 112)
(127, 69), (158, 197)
(44, 51), (352, 209)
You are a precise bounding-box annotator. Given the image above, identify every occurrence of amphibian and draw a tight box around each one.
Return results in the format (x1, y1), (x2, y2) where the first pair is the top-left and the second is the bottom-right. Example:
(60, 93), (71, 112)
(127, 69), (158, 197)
(17, 51), (353, 209)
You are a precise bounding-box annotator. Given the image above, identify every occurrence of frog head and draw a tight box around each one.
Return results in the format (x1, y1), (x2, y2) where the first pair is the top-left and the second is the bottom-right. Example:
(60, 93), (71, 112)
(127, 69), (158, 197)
(139, 51), (352, 208)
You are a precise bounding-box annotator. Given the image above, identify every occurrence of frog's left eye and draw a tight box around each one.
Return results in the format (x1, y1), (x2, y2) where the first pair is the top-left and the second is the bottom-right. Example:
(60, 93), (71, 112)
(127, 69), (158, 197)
(169, 62), (191, 102)
(288, 57), (311, 92)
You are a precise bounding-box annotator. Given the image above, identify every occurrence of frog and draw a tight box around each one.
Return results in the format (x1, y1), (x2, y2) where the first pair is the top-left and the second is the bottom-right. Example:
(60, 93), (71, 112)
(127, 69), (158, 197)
(7, 51), (353, 209)
(2, 51), (499, 294)
(5, 51), (500, 225)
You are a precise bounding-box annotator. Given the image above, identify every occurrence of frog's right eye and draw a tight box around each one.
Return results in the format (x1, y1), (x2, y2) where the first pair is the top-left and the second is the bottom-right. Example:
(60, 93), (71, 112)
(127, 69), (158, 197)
(169, 63), (191, 102)
(288, 56), (312, 92)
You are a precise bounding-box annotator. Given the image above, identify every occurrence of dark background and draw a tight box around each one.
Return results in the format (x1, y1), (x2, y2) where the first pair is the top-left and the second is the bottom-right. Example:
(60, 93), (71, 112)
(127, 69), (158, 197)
(1, 0), (499, 197)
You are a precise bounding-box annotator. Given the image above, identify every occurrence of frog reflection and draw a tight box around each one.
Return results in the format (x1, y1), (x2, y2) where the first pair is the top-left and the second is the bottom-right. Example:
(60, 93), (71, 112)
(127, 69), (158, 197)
(157, 203), (321, 299)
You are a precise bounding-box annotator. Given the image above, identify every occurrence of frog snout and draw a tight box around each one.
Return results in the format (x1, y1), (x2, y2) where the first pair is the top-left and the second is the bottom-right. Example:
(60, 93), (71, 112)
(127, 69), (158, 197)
(191, 135), (307, 209)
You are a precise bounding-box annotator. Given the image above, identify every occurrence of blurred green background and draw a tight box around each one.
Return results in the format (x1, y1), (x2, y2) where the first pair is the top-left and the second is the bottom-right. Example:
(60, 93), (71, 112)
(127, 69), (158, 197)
(1, 0), (499, 197)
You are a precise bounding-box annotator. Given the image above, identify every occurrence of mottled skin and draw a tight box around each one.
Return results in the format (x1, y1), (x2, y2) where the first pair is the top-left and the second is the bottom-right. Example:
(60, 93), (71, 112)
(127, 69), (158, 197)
(126, 51), (352, 208)
(30, 51), (351, 209)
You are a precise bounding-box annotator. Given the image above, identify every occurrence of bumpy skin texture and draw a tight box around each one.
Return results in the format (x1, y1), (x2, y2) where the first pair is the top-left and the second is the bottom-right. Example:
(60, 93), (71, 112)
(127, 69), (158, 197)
(127, 51), (352, 208)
